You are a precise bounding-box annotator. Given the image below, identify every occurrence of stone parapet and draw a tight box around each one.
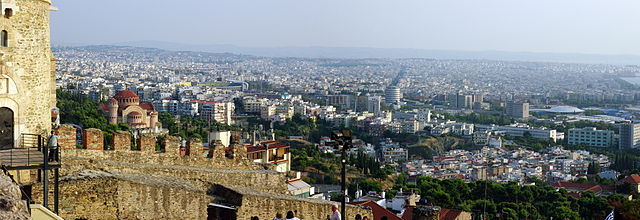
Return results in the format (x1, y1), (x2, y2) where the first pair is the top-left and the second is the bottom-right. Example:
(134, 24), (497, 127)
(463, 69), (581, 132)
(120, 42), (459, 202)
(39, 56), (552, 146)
(112, 130), (131, 151)
(56, 124), (76, 150)
(32, 170), (211, 220)
(187, 138), (203, 157)
(82, 128), (103, 150)
(208, 140), (226, 159)
(213, 184), (372, 220)
(138, 134), (156, 152)
(162, 136), (181, 156)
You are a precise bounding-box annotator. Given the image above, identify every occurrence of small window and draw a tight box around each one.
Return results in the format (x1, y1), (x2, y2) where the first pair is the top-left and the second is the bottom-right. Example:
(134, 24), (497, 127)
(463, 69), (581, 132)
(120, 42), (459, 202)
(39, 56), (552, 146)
(4, 8), (12, 18)
(1, 30), (7, 47)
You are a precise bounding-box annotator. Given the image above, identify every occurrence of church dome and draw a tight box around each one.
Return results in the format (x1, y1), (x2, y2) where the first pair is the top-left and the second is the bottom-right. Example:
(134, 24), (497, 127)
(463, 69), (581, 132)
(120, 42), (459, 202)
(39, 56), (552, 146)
(114, 90), (139, 99)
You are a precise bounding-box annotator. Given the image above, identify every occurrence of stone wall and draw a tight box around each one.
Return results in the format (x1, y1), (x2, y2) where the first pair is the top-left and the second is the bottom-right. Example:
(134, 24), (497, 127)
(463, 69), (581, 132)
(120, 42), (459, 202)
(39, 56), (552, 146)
(32, 171), (372, 220)
(138, 133), (156, 152)
(82, 128), (103, 150)
(187, 138), (203, 157)
(209, 140), (227, 159)
(213, 184), (372, 220)
(112, 130), (131, 151)
(55, 124), (76, 150)
(42, 126), (345, 219)
(33, 170), (211, 220)
(163, 135), (181, 156)
(60, 149), (285, 194)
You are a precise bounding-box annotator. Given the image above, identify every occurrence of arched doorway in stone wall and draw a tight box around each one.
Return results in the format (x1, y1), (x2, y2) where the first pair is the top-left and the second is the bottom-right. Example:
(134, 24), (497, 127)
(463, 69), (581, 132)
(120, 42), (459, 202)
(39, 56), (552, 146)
(0, 107), (14, 149)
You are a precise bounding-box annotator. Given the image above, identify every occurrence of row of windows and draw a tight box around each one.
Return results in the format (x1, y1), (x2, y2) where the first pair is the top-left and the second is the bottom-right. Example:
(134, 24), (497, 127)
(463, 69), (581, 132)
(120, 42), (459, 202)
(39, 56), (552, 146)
(0, 8), (12, 47)
(569, 141), (609, 146)
(572, 139), (607, 142)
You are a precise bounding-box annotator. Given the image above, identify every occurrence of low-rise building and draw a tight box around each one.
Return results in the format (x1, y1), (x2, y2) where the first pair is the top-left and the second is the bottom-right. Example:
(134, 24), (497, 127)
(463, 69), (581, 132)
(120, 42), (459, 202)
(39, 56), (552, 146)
(567, 127), (614, 148)
(246, 140), (291, 173)
(381, 145), (408, 163)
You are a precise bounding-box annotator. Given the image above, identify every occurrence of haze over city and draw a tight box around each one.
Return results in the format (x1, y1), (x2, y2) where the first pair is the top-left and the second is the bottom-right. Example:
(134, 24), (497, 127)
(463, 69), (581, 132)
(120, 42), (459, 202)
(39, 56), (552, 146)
(52, 0), (640, 56)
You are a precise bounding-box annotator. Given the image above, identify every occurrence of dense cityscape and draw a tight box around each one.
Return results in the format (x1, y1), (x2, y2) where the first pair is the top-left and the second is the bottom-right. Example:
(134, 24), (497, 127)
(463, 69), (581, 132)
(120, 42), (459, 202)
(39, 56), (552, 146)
(1, 1), (640, 220)
(51, 45), (640, 219)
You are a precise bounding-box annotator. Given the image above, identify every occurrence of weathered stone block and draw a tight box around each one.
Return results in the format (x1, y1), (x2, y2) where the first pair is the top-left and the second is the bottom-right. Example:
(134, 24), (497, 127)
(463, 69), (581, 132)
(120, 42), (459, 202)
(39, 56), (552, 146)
(162, 136), (181, 156)
(83, 128), (103, 150)
(56, 124), (76, 150)
(111, 130), (131, 151)
(137, 134), (156, 153)
(208, 140), (226, 159)
(187, 138), (203, 157)
(231, 144), (248, 162)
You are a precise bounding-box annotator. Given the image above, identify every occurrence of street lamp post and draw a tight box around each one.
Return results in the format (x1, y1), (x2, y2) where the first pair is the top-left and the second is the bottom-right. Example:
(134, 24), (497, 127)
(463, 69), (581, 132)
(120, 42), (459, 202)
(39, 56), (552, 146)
(331, 129), (353, 219)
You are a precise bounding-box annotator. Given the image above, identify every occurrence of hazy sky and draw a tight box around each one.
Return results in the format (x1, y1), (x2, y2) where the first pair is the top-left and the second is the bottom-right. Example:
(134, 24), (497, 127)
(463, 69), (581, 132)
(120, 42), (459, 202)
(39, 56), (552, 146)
(51, 0), (640, 55)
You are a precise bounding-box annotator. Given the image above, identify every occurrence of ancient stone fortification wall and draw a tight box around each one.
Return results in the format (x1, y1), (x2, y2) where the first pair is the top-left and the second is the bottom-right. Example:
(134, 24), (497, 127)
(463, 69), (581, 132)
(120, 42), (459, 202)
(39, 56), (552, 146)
(42, 125), (373, 219)
(56, 125), (287, 193)
(138, 133), (156, 152)
(82, 128), (103, 150)
(33, 170), (212, 220)
(112, 130), (131, 151)
(214, 184), (373, 220)
(56, 124), (76, 150)
(61, 152), (287, 194)
(0, 0), (56, 140)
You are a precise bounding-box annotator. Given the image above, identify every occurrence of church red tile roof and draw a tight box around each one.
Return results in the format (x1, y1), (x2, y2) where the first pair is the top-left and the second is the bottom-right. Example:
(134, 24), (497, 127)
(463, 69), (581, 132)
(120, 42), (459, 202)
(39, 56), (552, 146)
(100, 103), (110, 112)
(552, 181), (615, 194)
(139, 103), (156, 111)
(114, 90), (139, 99)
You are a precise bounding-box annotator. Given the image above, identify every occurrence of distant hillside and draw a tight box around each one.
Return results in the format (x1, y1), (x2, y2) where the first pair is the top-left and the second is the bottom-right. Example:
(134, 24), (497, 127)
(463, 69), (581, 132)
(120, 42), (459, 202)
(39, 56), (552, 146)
(94, 40), (640, 65)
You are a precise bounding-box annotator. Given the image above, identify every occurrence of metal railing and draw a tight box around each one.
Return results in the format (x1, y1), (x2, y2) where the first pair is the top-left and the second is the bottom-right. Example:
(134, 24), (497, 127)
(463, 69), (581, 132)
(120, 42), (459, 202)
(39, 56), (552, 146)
(0, 146), (60, 167)
(0, 134), (61, 167)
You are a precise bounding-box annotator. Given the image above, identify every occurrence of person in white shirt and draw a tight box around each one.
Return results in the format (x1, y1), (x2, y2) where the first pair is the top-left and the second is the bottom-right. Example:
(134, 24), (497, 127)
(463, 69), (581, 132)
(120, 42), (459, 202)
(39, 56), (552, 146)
(285, 211), (300, 220)
(330, 205), (341, 220)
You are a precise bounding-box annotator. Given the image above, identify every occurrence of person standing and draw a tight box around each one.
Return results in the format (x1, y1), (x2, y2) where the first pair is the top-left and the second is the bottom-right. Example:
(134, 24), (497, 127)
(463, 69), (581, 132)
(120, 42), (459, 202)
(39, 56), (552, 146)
(285, 211), (300, 220)
(330, 205), (341, 220)
(272, 213), (283, 220)
(47, 130), (59, 162)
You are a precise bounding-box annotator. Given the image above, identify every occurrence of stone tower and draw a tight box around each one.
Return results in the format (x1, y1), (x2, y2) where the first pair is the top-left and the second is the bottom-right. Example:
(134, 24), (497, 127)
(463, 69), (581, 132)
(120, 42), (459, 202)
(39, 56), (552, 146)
(0, 0), (56, 148)
(108, 98), (118, 124)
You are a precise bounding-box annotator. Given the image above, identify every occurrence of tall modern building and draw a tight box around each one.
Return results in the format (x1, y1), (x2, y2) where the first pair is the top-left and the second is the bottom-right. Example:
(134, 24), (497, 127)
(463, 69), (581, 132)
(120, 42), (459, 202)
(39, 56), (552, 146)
(385, 86), (402, 105)
(472, 93), (484, 103)
(325, 94), (352, 110)
(506, 102), (530, 119)
(619, 123), (640, 149)
(456, 94), (473, 109)
(367, 96), (381, 114)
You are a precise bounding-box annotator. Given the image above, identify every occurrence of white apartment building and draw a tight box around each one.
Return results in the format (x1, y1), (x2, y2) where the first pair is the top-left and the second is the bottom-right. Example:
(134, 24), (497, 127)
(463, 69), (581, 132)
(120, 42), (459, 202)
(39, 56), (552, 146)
(567, 127), (614, 148)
